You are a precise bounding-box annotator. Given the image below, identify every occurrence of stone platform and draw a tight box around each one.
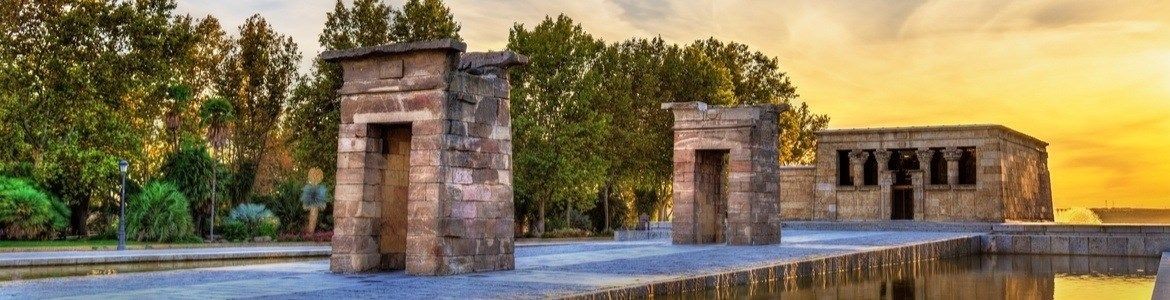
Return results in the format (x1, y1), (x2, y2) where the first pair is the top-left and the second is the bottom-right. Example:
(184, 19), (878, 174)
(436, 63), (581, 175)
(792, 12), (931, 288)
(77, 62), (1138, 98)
(0, 230), (979, 299)
(0, 246), (331, 268)
(1156, 252), (1170, 299)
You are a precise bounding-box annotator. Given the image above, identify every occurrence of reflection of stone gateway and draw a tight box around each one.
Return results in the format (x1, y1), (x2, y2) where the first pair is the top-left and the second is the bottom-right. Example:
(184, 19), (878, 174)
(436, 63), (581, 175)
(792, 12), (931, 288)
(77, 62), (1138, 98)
(662, 101), (785, 245)
(323, 39), (527, 276)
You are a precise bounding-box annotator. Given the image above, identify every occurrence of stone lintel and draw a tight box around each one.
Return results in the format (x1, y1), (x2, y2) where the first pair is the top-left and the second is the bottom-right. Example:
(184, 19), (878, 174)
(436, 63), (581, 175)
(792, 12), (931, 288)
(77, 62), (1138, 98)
(322, 39), (467, 62)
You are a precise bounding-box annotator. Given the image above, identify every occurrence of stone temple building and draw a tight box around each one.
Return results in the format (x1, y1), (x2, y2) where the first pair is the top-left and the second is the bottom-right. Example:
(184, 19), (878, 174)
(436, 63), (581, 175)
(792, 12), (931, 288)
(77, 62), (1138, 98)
(779, 125), (1053, 222)
(663, 101), (784, 245)
(323, 39), (525, 276)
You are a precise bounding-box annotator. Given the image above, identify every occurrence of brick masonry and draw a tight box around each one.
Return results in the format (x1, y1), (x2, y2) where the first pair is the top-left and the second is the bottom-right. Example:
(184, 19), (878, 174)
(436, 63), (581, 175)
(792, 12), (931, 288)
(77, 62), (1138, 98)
(782, 125), (1054, 223)
(662, 101), (785, 245)
(323, 39), (527, 276)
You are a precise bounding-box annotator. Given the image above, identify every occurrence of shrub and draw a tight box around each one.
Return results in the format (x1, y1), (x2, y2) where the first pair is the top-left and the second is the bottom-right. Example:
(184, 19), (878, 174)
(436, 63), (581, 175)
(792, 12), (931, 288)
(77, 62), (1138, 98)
(542, 228), (594, 239)
(222, 203), (280, 242)
(254, 180), (305, 233)
(0, 177), (69, 239)
(126, 182), (198, 242)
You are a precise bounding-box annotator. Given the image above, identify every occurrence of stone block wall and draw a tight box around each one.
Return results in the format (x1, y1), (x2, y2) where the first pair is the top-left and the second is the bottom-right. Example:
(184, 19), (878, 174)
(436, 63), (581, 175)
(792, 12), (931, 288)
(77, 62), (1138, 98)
(323, 39), (526, 276)
(663, 101), (784, 245)
(778, 166), (815, 220)
(808, 125), (1051, 222)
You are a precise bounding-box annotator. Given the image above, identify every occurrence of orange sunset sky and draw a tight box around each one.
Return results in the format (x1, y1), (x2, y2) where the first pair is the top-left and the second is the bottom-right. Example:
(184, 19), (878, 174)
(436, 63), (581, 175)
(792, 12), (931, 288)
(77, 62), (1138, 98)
(178, 0), (1170, 209)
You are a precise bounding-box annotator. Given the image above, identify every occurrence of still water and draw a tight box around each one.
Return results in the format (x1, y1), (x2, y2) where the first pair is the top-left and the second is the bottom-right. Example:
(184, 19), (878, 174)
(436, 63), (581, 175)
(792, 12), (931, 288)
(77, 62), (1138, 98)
(661, 255), (1158, 300)
(0, 257), (318, 282)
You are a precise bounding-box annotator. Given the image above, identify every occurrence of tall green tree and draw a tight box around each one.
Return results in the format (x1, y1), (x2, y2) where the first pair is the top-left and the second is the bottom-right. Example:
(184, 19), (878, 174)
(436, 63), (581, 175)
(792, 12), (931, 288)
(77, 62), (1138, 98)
(0, 0), (202, 234)
(216, 15), (301, 204)
(508, 15), (610, 236)
(390, 0), (462, 42)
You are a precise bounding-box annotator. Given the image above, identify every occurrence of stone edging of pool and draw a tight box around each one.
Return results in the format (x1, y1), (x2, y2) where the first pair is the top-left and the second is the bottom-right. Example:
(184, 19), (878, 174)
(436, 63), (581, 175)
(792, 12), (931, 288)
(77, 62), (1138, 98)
(561, 235), (983, 299)
(1156, 252), (1170, 299)
(0, 246), (332, 268)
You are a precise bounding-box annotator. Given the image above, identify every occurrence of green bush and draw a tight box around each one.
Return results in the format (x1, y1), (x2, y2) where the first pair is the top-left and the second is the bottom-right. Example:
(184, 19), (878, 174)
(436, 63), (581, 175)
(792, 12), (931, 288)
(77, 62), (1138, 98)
(222, 203), (280, 242)
(542, 228), (594, 239)
(0, 177), (69, 239)
(126, 182), (198, 243)
(253, 180), (305, 233)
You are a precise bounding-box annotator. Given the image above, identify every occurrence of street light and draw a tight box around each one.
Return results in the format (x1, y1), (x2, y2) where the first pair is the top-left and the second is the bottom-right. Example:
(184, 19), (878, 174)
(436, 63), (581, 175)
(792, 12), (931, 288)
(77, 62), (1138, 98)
(117, 160), (128, 251)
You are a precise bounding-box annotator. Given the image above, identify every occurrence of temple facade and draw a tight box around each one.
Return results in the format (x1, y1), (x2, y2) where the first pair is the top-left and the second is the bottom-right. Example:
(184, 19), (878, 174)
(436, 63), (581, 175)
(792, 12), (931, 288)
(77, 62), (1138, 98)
(780, 125), (1053, 222)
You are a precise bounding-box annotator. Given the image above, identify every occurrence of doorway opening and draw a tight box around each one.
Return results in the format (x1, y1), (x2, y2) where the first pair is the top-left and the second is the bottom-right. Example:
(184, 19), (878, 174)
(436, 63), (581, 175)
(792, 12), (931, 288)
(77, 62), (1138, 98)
(694, 150), (729, 243)
(376, 124), (411, 270)
(888, 150), (918, 220)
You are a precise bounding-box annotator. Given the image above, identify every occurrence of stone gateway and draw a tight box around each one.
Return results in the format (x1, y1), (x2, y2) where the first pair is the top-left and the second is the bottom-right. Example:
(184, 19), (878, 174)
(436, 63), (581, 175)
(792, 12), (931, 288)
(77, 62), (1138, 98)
(323, 39), (527, 276)
(663, 101), (785, 245)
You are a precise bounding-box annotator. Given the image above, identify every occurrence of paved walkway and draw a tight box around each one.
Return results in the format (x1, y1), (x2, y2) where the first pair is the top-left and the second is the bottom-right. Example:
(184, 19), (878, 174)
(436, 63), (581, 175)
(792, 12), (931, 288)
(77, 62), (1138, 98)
(0, 230), (980, 299)
(0, 246), (331, 267)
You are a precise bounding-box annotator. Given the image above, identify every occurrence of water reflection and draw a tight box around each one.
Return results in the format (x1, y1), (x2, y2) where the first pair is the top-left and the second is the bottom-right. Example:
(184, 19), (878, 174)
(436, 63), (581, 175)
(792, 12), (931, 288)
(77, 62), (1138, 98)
(662, 255), (1157, 300)
(0, 257), (318, 282)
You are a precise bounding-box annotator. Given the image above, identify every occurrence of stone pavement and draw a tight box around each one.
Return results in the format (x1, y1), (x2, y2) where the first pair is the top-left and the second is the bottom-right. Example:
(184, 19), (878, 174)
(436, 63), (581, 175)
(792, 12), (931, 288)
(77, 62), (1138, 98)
(0, 246), (331, 267)
(0, 230), (979, 299)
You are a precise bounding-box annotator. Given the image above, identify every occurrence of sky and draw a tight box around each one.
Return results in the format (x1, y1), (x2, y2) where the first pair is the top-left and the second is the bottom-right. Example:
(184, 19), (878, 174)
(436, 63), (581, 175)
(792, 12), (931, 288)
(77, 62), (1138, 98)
(176, 0), (1170, 209)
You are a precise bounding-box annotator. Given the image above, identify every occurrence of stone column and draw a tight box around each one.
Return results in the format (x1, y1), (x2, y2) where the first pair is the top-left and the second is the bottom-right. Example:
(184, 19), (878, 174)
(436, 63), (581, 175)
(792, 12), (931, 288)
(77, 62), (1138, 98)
(943, 147), (963, 186)
(848, 149), (868, 187)
(915, 148), (934, 183)
(911, 171), (925, 220)
(873, 149), (892, 218)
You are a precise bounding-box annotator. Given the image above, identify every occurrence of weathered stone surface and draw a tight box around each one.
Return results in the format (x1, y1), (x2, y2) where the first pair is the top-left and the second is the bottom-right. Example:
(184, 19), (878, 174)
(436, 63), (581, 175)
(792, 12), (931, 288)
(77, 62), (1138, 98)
(329, 39), (526, 276)
(664, 101), (785, 246)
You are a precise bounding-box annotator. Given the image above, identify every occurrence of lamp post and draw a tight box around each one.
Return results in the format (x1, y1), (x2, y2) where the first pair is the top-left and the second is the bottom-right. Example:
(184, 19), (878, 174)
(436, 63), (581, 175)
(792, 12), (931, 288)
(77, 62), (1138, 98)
(117, 160), (128, 251)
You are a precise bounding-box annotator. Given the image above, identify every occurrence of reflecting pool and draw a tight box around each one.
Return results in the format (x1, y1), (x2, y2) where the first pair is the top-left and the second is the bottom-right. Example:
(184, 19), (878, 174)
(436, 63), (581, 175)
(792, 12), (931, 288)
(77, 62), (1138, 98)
(662, 255), (1157, 300)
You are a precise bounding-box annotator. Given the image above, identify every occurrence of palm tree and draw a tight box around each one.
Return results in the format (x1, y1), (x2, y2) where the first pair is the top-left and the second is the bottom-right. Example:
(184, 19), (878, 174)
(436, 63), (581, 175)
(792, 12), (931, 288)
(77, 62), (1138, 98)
(199, 97), (234, 240)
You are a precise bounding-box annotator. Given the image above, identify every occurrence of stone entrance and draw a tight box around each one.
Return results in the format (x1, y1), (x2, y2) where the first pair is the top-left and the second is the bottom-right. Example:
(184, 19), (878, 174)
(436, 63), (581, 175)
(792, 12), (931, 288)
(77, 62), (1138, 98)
(323, 39), (527, 275)
(662, 101), (784, 245)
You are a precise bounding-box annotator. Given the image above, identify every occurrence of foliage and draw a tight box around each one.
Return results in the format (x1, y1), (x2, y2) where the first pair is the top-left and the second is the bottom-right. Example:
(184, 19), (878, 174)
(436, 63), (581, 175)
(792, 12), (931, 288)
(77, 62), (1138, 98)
(0, 177), (69, 239)
(0, 0), (205, 235)
(158, 141), (221, 235)
(542, 228), (594, 239)
(126, 182), (198, 243)
(390, 0), (462, 42)
(300, 184), (330, 209)
(216, 14), (301, 204)
(222, 203), (280, 241)
(253, 180), (306, 233)
(508, 14), (610, 236)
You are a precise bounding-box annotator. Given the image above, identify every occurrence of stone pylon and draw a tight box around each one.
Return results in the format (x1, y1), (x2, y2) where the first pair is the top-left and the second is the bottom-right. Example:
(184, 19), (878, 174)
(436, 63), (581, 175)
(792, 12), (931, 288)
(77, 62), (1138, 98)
(662, 101), (785, 245)
(323, 39), (527, 276)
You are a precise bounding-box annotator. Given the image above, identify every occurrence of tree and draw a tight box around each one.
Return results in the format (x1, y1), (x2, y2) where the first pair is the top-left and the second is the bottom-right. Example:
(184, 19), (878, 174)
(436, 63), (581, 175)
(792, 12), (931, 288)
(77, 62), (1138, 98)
(200, 96), (234, 237)
(508, 15), (610, 236)
(390, 0), (462, 42)
(216, 15), (300, 204)
(0, 0), (203, 235)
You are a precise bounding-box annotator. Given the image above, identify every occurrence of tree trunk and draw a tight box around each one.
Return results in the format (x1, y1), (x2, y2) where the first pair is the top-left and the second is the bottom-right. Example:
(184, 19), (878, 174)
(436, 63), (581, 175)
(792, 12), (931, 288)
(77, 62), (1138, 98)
(603, 184), (610, 231)
(69, 200), (90, 236)
(565, 201), (571, 229)
(304, 207), (319, 234)
(536, 200), (546, 237)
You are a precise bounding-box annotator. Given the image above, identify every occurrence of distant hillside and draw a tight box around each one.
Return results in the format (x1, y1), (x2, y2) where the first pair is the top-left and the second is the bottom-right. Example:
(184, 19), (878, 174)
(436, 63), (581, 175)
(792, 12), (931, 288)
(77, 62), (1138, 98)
(1058, 208), (1170, 224)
